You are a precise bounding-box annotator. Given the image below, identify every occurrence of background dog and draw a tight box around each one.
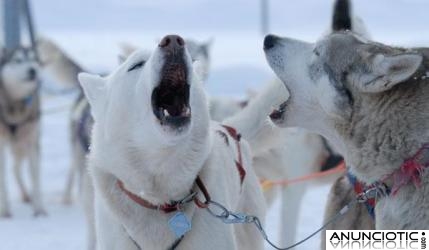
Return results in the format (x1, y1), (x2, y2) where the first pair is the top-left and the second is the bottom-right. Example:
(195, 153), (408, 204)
(0, 47), (46, 217)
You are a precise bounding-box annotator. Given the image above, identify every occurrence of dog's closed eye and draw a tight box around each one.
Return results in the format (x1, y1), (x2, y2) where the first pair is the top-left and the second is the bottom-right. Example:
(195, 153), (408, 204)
(127, 61), (145, 72)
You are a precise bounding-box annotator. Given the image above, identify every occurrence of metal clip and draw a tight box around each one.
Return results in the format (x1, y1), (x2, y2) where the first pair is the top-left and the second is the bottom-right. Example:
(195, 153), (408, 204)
(355, 183), (391, 203)
(206, 201), (230, 219)
(178, 191), (197, 205)
(356, 187), (377, 203)
(221, 212), (249, 224)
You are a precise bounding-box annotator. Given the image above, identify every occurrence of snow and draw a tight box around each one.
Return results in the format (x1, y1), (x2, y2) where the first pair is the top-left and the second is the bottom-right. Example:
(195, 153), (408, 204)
(1, 0), (429, 249)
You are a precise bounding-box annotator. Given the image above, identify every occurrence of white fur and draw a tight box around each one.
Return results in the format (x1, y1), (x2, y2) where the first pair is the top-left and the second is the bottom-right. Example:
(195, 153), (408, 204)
(224, 80), (341, 245)
(80, 43), (265, 249)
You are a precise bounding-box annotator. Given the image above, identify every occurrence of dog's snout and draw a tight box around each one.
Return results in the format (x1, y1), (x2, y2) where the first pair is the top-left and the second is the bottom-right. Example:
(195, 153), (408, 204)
(159, 35), (185, 50)
(264, 34), (280, 50)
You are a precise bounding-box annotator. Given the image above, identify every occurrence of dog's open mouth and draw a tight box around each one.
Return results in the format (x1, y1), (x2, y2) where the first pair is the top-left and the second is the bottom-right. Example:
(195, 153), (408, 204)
(269, 101), (288, 122)
(151, 62), (191, 129)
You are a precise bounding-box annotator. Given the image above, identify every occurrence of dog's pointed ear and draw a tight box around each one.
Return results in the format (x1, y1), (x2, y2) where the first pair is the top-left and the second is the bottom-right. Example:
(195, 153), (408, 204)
(359, 53), (422, 93)
(78, 73), (107, 120)
(117, 54), (126, 64)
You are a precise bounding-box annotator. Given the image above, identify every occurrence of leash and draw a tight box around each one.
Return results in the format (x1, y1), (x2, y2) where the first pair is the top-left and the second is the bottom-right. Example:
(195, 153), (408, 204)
(261, 161), (346, 191)
(203, 182), (389, 250)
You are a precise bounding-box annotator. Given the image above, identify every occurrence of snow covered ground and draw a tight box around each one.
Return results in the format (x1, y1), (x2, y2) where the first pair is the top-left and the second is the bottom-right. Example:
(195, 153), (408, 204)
(1, 0), (429, 249)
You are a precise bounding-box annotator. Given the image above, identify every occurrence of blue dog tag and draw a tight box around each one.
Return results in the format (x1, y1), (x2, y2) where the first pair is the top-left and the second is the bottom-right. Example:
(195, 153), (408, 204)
(168, 212), (192, 238)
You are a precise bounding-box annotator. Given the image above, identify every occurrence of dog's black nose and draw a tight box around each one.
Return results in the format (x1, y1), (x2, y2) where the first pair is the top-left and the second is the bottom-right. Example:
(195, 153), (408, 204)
(264, 34), (280, 50)
(28, 68), (37, 80)
(159, 35), (185, 50)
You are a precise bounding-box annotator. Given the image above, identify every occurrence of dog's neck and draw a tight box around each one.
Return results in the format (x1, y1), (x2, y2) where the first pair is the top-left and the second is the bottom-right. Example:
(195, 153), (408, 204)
(0, 85), (39, 130)
(91, 103), (212, 206)
(342, 75), (429, 184)
(336, 72), (429, 229)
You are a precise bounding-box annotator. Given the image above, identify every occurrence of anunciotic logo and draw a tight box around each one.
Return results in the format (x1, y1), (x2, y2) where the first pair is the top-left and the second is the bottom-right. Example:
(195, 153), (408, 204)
(326, 230), (428, 250)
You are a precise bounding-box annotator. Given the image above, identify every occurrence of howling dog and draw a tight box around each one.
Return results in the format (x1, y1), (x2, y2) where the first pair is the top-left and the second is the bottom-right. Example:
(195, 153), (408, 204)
(264, 24), (429, 233)
(38, 38), (215, 250)
(78, 35), (266, 249)
(0, 47), (46, 217)
(226, 0), (369, 245)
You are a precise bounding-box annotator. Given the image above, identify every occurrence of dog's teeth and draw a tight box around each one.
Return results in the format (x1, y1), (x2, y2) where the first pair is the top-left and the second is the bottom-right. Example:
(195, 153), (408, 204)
(163, 109), (170, 117)
(185, 107), (191, 116)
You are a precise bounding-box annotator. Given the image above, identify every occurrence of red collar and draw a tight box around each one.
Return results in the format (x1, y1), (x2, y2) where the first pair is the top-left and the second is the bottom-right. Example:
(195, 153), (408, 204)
(117, 176), (211, 213)
(384, 143), (429, 195)
(117, 125), (246, 212)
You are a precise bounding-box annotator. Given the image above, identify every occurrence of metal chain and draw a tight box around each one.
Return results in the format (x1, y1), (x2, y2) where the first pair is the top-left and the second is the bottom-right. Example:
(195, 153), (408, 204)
(204, 184), (388, 250)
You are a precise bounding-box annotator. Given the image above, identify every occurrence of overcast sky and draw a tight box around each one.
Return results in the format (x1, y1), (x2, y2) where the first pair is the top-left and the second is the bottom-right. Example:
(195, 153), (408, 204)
(30, 0), (429, 39)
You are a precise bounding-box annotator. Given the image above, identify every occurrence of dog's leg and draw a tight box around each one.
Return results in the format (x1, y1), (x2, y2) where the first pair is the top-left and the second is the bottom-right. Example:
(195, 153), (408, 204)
(13, 155), (30, 203)
(81, 171), (96, 250)
(28, 141), (47, 216)
(0, 142), (11, 218)
(279, 183), (307, 246)
(62, 160), (76, 205)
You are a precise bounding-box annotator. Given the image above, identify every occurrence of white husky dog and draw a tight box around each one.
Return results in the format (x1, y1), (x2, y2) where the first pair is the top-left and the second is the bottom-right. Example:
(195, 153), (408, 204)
(0, 47), (46, 217)
(38, 38), (219, 250)
(78, 35), (266, 250)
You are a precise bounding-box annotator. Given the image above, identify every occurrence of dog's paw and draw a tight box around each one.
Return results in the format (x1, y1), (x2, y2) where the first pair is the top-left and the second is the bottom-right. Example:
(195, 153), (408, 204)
(33, 208), (48, 217)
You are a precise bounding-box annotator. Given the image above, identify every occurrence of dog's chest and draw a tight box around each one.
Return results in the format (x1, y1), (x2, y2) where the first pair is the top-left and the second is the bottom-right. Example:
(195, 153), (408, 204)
(375, 179), (429, 229)
(0, 94), (40, 140)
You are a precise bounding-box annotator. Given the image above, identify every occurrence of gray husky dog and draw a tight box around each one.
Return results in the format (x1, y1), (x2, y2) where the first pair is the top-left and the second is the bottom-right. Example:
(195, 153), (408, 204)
(0, 47), (46, 217)
(264, 18), (429, 235)
(322, 0), (375, 237)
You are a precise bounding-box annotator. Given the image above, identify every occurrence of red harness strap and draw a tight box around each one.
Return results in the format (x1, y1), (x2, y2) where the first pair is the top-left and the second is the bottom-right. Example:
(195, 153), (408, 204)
(221, 125), (246, 185)
(388, 143), (429, 195)
(348, 143), (429, 220)
(347, 172), (376, 219)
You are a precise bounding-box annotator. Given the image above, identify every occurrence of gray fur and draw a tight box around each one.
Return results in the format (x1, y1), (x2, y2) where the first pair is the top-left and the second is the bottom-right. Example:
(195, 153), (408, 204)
(265, 31), (429, 229)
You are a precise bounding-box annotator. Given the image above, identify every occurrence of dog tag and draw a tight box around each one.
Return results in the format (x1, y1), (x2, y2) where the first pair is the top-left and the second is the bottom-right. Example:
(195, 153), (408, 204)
(168, 212), (192, 238)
